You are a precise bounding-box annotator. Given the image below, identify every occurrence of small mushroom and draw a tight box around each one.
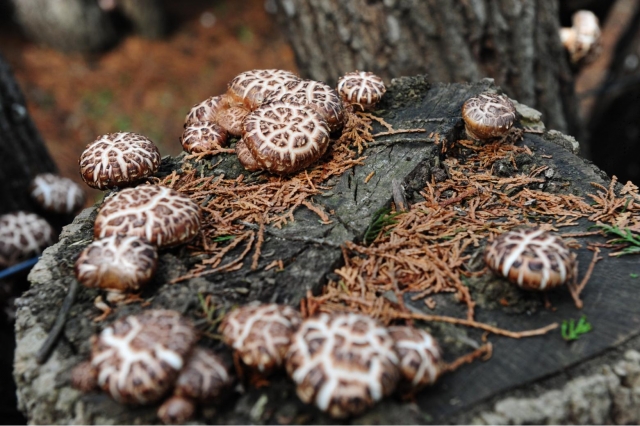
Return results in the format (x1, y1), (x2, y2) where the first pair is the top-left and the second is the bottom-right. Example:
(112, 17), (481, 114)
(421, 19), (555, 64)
(461, 92), (517, 141)
(388, 325), (442, 392)
(234, 138), (261, 172)
(227, 69), (300, 110)
(484, 227), (577, 291)
(184, 95), (227, 127)
(181, 121), (228, 153)
(266, 79), (345, 133)
(215, 105), (251, 137)
(74, 235), (158, 294)
(71, 309), (197, 404)
(79, 132), (162, 190)
(219, 303), (302, 373)
(242, 101), (330, 175)
(336, 71), (386, 111)
(94, 185), (201, 248)
(0, 211), (54, 268)
(157, 347), (233, 424)
(560, 10), (602, 65)
(285, 312), (400, 418)
(30, 173), (85, 214)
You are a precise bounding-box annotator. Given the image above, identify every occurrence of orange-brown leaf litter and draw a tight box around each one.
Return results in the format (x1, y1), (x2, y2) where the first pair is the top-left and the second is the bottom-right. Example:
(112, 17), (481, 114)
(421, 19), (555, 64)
(0, 0), (297, 205)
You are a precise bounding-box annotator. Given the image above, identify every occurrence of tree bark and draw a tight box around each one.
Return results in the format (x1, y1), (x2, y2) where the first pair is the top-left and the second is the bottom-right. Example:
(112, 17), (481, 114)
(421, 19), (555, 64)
(274, 0), (579, 136)
(0, 53), (57, 216)
(10, 0), (118, 52)
(117, 0), (167, 39)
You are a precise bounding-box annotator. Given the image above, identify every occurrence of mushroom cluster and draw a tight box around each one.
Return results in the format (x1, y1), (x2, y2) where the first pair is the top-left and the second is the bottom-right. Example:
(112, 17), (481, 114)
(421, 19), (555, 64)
(484, 227), (577, 291)
(181, 68), (386, 175)
(72, 309), (233, 424)
(219, 305), (442, 418)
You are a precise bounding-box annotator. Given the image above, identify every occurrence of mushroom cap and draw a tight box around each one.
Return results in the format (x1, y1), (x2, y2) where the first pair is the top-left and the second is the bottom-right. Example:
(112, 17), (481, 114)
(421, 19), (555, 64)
(181, 121), (228, 153)
(30, 173), (85, 214)
(234, 138), (262, 172)
(562, 10), (602, 65)
(388, 325), (441, 391)
(484, 227), (577, 291)
(336, 71), (386, 110)
(157, 395), (195, 425)
(461, 93), (517, 140)
(219, 303), (302, 372)
(184, 95), (227, 127)
(79, 132), (162, 190)
(227, 69), (300, 110)
(90, 309), (197, 404)
(265, 79), (345, 133)
(285, 312), (400, 418)
(215, 105), (250, 137)
(0, 211), (54, 268)
(242, 101), (330, 175)
(74, 235), (158, 293)
(94, 185), (201, 248)
(174, 347), (233, 401)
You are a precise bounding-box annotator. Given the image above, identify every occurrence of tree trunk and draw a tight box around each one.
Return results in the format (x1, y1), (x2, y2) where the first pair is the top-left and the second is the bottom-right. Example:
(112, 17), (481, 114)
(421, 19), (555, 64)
(587, 3), (640, 184)
(0, 53), (57, 216)
(274, 0), (579, 136)
(10, 0), (118, 52)
(117, 0), (167, 39)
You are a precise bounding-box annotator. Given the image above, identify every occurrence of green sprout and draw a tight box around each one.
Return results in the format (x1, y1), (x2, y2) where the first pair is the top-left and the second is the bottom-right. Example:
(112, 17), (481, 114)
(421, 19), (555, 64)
(363, 206), (401, 245)
(212, 235), (235, 242)
(196, 293), (227, 340)
(591, 224), (640, 256)
(631, 273), (639, 278)
(561, 315), (592, 341)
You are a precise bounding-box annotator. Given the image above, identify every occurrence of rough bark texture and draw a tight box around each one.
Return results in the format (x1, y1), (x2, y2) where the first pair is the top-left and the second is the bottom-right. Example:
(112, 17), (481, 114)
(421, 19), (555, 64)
(13, 76), (640, 424)
(0, 53), (57, 216)
(274, 0), (578, 137)
(9, 0), (167, 52)
(10, 0), (118, 52)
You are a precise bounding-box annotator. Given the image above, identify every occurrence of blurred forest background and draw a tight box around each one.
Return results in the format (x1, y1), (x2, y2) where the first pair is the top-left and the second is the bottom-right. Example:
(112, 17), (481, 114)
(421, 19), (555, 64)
(1, 0), (640, 423)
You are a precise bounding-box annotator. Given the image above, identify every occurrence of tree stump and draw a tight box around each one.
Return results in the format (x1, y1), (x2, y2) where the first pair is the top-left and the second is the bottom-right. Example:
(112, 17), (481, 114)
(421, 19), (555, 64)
(14, 76), (640, 424)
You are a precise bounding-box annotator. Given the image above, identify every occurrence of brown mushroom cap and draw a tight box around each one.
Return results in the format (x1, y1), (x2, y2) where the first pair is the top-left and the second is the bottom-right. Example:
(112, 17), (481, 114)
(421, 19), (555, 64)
(227, 69), (300, 110)
(461, 93), (517, 140)
(266, 79), (345, 133)
(30, 173), (85, 214)
(234, 138), (261, 172)
(285, 312), (400, 418)
(74, 235), (158, 293)
(89, 309), (197, 404)
(174, 347), (233, 401)
(181, 121), (228, 154)
(94, 185), (201, 248)
(215, 105), (250, 137)
(0, 211), (54, 268)
(157, 395), (195, 425)
(388, 325), (442, 391)
(336, 71), (386, 110)
(184, 95), (227, 127)
(484, 227), (577, 291)
(220, 303), (302, 372)
(79, 132), (162, 190)
(242, 101), (330, 175)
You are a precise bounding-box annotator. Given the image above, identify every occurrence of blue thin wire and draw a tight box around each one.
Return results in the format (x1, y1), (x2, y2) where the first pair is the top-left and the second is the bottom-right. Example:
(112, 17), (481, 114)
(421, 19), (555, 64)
(0, 257), (40, 280)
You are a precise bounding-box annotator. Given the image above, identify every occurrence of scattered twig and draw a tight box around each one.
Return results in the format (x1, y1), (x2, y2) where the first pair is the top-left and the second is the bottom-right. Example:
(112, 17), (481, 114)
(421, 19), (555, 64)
(440, 342), (493, 374)
(36, 279), (79, 364)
